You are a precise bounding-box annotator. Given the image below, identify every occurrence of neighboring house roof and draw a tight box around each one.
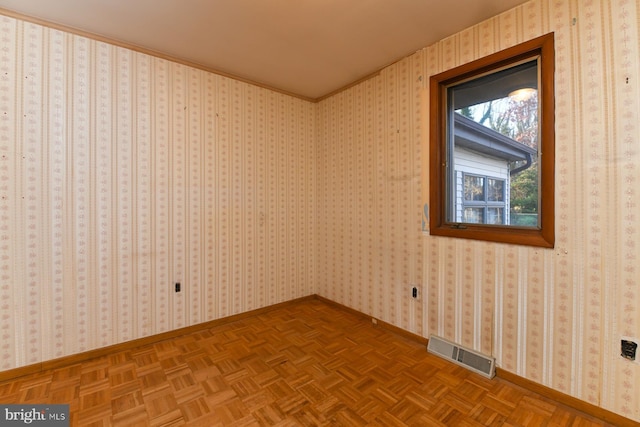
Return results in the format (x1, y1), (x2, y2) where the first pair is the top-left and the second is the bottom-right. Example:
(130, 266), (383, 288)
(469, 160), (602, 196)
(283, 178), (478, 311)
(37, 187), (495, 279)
(454, 113), (537, 162)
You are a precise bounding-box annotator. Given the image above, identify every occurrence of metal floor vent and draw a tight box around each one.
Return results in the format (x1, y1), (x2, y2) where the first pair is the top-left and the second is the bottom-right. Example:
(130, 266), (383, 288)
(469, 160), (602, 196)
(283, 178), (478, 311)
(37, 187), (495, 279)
(427, 335), (496, 379)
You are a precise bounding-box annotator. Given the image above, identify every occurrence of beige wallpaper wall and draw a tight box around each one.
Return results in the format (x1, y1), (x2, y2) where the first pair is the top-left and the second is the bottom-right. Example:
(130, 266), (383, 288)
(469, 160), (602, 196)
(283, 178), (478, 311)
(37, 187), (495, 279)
(2, 0), (640, 423)
(317, 0), (639, 421)
(0, 15), (317, 370)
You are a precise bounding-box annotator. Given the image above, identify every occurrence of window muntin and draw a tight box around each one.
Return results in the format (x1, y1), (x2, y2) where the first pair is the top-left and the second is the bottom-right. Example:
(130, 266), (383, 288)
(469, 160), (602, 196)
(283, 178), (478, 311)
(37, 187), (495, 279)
(429, 33), (555, 247)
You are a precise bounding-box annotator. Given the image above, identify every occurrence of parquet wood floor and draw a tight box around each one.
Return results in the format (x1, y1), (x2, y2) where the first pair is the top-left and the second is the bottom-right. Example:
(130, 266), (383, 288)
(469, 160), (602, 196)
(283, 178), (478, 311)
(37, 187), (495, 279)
(0, 299), (620, 426)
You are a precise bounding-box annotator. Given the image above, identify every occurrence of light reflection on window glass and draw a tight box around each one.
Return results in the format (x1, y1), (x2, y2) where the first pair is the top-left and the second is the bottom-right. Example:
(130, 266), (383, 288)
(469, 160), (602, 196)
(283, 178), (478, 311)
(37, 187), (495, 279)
(464, 207), (484, 224)
(487, 207), (504, 224)
(488, 178), (504, 202)
(464, 176), (484, 201)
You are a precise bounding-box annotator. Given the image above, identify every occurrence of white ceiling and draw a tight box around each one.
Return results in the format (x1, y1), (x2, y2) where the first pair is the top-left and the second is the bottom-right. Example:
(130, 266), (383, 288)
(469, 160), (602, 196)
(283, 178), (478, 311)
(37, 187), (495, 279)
(0, 0), (529, 100)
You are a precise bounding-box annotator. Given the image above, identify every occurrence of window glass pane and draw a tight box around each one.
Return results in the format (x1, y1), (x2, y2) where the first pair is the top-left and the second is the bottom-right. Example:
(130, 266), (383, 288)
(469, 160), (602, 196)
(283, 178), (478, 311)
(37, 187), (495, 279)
(464, 175), (484, 201)
(448, 59), (539, 227)
(455, 95), (538, 150)
(511, 211), (538, 226)
(487, 208), (504, 225)
(429, 33), (555, 247)
(509, 163), (538, 224)
(487, 178), (504, 202)
(452, 61), (539, 148)
(463, 207), (484, 224)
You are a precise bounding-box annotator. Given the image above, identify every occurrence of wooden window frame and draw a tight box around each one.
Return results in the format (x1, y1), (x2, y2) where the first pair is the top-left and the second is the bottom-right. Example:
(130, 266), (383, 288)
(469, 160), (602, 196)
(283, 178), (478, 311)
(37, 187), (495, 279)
(429, 33), (555, 248)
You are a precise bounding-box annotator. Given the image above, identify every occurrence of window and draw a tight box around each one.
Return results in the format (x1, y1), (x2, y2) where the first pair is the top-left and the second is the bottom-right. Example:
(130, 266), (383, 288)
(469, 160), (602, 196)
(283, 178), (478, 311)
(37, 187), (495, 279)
(429, 33), (555, 247)
(461, 174), (505, 225)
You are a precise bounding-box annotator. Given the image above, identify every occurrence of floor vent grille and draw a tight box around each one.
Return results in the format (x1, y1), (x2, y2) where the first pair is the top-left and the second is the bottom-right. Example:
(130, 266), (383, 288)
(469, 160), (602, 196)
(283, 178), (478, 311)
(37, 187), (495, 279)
(427, 335), (496, 379)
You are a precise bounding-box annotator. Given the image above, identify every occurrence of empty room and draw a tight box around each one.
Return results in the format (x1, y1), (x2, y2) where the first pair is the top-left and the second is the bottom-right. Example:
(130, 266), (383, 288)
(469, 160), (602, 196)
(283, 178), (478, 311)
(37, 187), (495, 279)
(0, 0), (639, 425)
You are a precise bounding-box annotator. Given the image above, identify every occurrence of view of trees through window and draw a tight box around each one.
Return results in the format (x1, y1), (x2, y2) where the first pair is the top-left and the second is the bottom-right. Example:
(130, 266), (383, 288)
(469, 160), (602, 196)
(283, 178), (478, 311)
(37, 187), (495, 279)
(455, 91), (539, 226)
(430, 34), (554, 247)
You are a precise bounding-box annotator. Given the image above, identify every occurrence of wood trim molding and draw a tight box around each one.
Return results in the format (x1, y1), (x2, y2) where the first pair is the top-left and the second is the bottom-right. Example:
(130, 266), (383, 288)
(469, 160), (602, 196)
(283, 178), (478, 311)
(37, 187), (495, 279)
(428, 33), (555, 248)
(0, 6), (414, 104)
(1, 294), (636, 426)
(313, 295), (428, 346)
(0, 295), (316, 383)
(0, 7), (316, 103)
(314, 70), (381, 103)
(316, 295), (638, 427)
(495, 368), (640, 427)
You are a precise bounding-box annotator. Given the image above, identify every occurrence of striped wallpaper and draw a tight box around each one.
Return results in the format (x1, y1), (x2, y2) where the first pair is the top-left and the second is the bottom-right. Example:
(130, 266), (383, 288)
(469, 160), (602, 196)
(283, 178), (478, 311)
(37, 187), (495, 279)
(317, 0), (639, 421)
(0, 15), (317, 368)
(1, 0), (639, 423)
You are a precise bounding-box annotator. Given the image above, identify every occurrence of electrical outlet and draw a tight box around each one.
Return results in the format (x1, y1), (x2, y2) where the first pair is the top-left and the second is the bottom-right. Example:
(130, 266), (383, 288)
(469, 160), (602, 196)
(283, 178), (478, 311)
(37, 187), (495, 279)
(621, 340), (637, 361)
(175, 282), (181, 293)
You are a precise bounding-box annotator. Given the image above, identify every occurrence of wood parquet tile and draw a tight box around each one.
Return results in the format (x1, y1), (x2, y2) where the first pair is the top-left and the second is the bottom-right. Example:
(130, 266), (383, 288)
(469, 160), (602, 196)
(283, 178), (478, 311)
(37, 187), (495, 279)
(0, 299), (621, 426)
